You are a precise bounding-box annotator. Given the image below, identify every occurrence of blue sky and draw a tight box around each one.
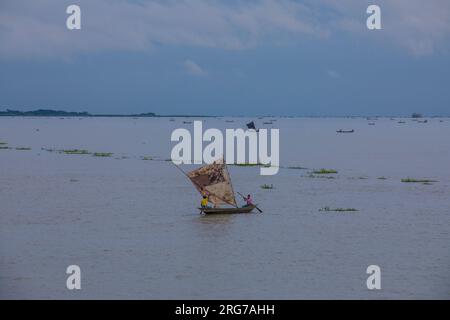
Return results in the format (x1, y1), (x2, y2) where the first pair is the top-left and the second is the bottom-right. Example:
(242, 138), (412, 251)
(1, 0), (450, 116)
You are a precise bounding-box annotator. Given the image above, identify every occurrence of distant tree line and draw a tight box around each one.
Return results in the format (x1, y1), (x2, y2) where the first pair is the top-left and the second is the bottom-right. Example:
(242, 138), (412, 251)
(0, 109), (157, 117)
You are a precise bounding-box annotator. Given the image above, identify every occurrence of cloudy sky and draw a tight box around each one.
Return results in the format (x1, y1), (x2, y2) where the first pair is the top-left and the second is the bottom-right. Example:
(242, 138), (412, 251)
(1, 0), (450, 116)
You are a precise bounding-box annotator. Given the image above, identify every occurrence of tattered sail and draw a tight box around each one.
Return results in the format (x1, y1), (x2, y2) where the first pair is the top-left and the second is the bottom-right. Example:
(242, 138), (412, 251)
(187, 159), (237, 207)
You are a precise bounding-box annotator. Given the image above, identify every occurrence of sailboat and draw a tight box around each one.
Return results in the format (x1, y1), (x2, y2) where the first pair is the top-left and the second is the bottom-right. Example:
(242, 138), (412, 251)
(176, 159), (258, 214)
(246, 121), (259, 132)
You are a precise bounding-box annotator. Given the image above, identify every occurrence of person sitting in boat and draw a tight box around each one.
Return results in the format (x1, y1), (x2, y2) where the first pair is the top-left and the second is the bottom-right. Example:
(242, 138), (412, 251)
(243, 194), (253, 207)
(201, 195), (210, 208)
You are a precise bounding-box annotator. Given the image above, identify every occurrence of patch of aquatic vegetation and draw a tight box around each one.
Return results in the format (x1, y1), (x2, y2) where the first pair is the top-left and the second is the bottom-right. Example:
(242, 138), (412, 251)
(319, 206), (358, 212)
(306, 174), (336, 179)
(0, 142), (7, 145)
(142, 156), (153, 161)
(358, 176), (368, 180)
(377, 177), (387, 180)
(62, 149), (90, 155)
(260, 184), (275, 190)
(231, 163), (274, 168)
(15, 147), (31, 151)
(313, 169), (338, 174)
(232, 163), (262, 167)
(0, 146), (10, 150)
(287, 166), (308, 170)
(93, 152), (113, 157)
(401, 178), (438, 184)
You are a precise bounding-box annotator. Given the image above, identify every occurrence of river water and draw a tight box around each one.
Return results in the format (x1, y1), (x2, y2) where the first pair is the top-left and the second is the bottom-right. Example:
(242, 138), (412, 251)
(1, 117), (449, 299)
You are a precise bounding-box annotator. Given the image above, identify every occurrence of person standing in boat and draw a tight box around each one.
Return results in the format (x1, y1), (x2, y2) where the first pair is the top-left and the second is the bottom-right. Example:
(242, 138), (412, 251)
(201, 195), (210, 209)
(243, 194), (253, 207)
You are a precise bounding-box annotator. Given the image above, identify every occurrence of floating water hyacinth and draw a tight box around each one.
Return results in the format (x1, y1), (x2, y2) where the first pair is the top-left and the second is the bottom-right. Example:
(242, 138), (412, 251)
(306, 174), (336, 179)
(93, 152), (113, 157)
(401, 178), (437, 183)
(319, 207), (358, 212)
(62, 149), (90, 155)
(313, 169), (338, 174)
(231, 163), (262, 167)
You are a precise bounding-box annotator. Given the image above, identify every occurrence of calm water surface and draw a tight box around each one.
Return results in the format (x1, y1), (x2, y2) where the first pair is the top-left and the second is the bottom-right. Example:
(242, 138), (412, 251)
(1, 117), (449, 299)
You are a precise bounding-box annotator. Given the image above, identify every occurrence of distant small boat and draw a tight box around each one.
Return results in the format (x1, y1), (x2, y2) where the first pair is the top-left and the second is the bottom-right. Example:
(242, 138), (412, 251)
(183, 121), (192, 124)
(337, 129), (354, 133)
(246, 121), (259, 132)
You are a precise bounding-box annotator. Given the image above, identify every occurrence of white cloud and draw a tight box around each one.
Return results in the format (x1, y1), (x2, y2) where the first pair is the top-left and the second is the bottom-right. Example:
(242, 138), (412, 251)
(0, 0), (450, 58)
(183, 59), (207, 77)
(0, 0), (327, 58)
(317, 0), (450, 56)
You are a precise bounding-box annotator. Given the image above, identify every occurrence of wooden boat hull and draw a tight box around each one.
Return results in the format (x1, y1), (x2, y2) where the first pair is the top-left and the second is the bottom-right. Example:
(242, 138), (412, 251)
(199, 205), (257, 214)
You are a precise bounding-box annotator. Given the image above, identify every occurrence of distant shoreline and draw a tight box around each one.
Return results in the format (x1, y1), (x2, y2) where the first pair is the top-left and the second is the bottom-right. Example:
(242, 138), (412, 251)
(0, 109), (211, 118)
(0, 109), (447, 118)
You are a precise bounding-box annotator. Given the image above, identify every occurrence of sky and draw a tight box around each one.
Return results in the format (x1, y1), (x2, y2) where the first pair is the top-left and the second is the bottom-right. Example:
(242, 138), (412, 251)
(1, 0), (450, 116)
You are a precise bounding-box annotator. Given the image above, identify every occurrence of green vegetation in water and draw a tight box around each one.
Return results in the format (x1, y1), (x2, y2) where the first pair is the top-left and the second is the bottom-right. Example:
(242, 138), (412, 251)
(0, 142), (7, 145)
(287, 166), (308, 170)
(377, 177), (387, 180)
(232, 163), (261, 167)
(62, 149), (90, 155)
(306, 174), (336, 179)
(401, 178), (438, 183)
(142, 156), (153, 161)
(358, 176), (368, 180)
(231, 163), (275, 168)
(313, 169), (338, 174)
(15, 147), (31, 151)
(0, 146), (10, 149)
(260, 184), (275, 190)
(319, 206), (358, 212)
(93, 152), (113, 157)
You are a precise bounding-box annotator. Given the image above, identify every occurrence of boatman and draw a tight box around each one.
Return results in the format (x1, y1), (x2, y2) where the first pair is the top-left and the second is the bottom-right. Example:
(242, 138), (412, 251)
(243, 194), (253, 207)
(201, 195), (210, 208)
